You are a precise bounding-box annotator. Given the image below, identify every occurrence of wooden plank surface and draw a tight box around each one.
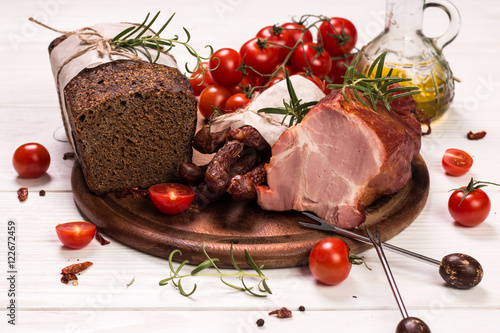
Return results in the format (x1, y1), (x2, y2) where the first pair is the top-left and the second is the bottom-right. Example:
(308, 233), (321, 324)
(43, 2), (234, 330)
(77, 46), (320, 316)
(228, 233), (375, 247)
(1, 0), (500, 332)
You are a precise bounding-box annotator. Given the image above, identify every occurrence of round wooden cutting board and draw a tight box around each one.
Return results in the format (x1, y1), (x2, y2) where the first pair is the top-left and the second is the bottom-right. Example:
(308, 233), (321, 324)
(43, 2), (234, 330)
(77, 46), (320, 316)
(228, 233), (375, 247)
(72, 155), (429, 268)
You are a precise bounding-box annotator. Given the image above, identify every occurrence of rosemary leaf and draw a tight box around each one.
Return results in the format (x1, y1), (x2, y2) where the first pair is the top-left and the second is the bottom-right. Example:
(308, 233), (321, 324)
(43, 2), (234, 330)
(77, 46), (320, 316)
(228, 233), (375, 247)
(135, 11), (160, 39)
(178, 278), (197, 297)
(112, 26), (135, 42)
(220, 276), (246, 292)
(154, 13), (175, 38)
(241, 276), (267, 298)
(245, 249), (263, 276)
(122, 13), (149, 40)
(230, 243), (244, 273)
(191, 258), (218, 275)
(183, 27), (191, 43)
(261, 279), (273, 294)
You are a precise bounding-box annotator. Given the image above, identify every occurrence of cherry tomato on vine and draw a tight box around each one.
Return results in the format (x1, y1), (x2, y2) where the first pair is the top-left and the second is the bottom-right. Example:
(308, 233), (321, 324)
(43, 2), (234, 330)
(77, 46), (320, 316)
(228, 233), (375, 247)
(224, 93), (251, 113)
(318, 17), (358, 57)
(198, 85), (232, 119)
(448, 178), (496, 227)
(293, 72), (325, 91)
(327, 54), (353, 84)
(309, 238), (353, 285)
(256, 25), (295, 63)
(149, 183), (195, 215)
(229, 75), (254, 95)
(442, 148), (473, 176)
(240, 37), (281, 76)
(56, 222), (96, 249)
(12, 142), (51, 178)
(208, 48), (244, 87)
(281, 22), (313, 45)
(291, 43), (332, 79)
(190, 73), (214, 97)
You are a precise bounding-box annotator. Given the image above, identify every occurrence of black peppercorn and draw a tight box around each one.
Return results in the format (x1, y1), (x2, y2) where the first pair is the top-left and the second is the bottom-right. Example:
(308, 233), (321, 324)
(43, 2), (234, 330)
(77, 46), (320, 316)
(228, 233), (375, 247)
(256, 318), (265, 327)
(298, 305), (305, 311)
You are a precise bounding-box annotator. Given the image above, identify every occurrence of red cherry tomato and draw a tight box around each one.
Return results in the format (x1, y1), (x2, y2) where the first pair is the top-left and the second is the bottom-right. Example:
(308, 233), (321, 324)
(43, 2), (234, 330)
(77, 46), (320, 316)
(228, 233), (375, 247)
(256, 25), (295, 63)
(189, 62), (214, 96)
(327, 54), (353, 84)
(149, 183), (195, 215)
(12, 142), (51, 178)
(318, 17), (358, 57)
(224, 93), (251, 113)
(281, 22), (313, 45)
(309, 238), (353, 285)
(448, 187), (491, 227)
(291, 43), (332, 79)
(208, 48), (244, 87)
(229, 75), (254, 95)
(56, 222), (96, 249)
(293, 72), (325, 91)
(240, 37), (281, 76)
(198, 85), (232, 119)
(442, 148), (473, 176)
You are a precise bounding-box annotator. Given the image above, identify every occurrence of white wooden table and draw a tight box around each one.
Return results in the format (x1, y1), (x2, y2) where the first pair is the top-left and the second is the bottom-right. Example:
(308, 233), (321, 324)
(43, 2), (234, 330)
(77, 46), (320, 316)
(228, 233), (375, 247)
(1, 0), (499, 332)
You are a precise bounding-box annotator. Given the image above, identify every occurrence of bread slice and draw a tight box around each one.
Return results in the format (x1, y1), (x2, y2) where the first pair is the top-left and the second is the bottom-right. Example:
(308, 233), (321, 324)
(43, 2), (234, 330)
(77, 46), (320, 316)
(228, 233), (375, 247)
(58, 57), (197, 195)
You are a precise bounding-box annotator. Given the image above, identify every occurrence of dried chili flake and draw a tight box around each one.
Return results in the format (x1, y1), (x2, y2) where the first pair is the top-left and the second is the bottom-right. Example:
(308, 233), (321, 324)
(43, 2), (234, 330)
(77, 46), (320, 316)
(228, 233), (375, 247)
(131, 188), (149, 199)
(61, 261), (93, 285)
(467, 131), (486, 140)
(115, 186), (149, 199)
(269, 307), (293, 318)
(185, 204), (200, 213)
(17, 187), (28, 202)
(95, 229), (110, 245)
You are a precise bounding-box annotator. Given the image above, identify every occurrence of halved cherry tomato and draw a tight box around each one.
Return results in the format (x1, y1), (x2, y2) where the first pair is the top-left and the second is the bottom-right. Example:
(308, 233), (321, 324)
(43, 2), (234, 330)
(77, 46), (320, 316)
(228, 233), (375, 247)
(318, 17), (358, 57)
(208, 48), (244, 87)
(149, 183), (195, 215)
(309, 238), (352, 285)
(281, 22), (313, 45)
(12, 142), (51, 178)
(56, 222), (96, 249)
(189, 62), (214, 96)
(448, 179), (492, 227)
(442, 148), (473, 176)
(224, 93), (251, 113)
(198, 85), (232, 119)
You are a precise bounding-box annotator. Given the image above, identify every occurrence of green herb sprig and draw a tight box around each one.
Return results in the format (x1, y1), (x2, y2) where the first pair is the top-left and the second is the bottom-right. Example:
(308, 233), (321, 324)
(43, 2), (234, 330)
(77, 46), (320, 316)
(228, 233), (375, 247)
(257, 70), (318, 126)
(159, 243), (272, 297)
(111, 11), (214, 82)
(451, 178), (500, 205)
(328, 51), (421, 112)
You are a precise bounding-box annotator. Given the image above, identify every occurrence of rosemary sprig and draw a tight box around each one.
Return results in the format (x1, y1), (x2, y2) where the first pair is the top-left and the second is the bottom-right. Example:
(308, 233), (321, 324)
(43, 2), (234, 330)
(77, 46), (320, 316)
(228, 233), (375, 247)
(328, 51), (421, 112)
(257, 70), (318, 126)
(111, 11), (214, 83)
(159, 242), (272, 297)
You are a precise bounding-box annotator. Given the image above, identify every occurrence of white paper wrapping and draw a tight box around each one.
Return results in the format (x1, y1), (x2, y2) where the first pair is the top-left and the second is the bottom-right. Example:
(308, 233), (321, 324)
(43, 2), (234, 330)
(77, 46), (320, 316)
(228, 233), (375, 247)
(49, 22), (179, 150)
(210, 75), (326, 146)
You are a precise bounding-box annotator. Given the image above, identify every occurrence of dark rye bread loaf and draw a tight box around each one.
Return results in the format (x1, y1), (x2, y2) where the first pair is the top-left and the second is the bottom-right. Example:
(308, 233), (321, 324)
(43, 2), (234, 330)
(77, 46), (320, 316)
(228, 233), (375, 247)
(50, 36), (197, 195)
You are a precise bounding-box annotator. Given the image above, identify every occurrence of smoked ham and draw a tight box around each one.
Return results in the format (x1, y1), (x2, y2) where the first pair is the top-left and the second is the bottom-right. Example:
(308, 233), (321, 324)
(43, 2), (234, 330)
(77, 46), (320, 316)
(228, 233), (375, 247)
(256, 88), (421, 229)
